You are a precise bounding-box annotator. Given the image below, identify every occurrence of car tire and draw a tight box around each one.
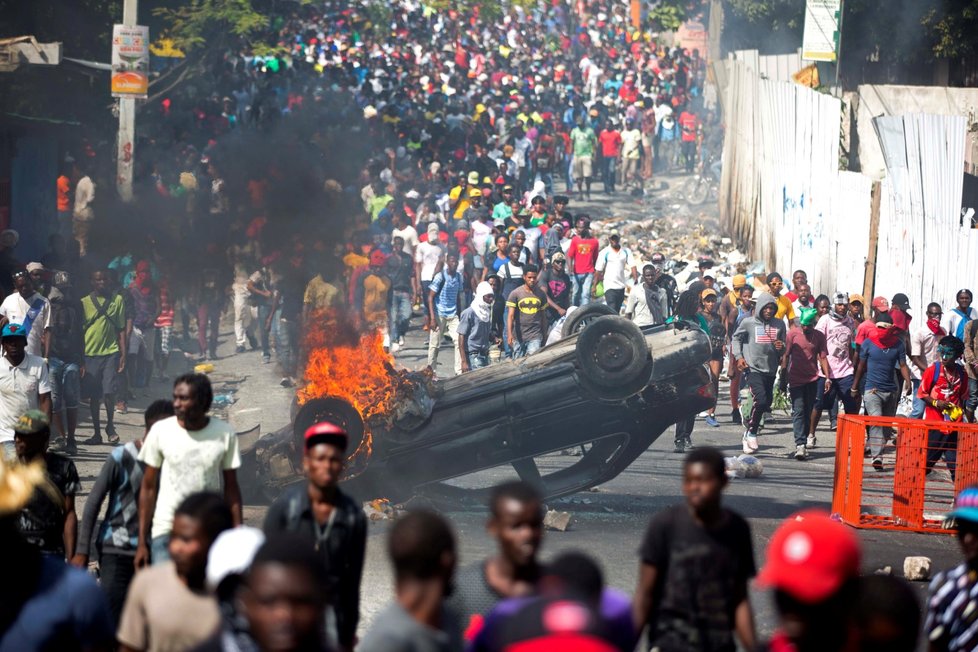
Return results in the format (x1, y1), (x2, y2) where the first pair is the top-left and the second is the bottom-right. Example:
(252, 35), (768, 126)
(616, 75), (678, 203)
(293, 397), (366, 459)
(575, 316), (653, 401)
(561, 302), (617, 337)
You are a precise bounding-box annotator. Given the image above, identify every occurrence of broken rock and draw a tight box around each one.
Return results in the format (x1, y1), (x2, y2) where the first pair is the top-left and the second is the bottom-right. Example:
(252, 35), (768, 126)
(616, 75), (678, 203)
(903, 556), (932, 581)
(543, 510), (572, 532)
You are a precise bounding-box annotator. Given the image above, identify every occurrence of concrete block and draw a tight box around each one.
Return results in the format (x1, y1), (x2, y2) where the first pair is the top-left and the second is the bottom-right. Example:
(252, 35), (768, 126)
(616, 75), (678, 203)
(903, 556), (932, 581)
(543, 510), (572, 532)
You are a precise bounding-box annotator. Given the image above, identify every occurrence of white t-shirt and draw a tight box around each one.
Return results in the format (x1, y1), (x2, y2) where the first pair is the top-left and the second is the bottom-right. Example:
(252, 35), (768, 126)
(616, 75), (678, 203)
(414, 241), (443, 282)
(0, 292), (51, 357)
(942, 306), (978, 340)
(621, 129), (642, 159)
(391, 225), (419, 256)
(0, 352), (51, 441)
(910, 325), (942, 381)
(595, 246), (633, 290)
(74, 175), (95, 220)
(138, 415), (241, 539)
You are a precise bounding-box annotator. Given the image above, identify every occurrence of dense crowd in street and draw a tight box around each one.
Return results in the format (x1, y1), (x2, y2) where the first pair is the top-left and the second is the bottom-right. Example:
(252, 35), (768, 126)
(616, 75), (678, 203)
(2, 0), (978, 650)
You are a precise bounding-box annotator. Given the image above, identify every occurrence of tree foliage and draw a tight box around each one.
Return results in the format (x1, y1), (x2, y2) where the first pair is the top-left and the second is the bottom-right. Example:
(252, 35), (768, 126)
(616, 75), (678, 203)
(722, 0), (978, 62)
(153, 0), (269, 53)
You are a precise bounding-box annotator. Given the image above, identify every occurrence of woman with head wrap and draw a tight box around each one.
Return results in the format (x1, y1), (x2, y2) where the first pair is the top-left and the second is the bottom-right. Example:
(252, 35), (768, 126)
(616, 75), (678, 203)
(457, 281), (496, 372)
(782, 307), (831, 461)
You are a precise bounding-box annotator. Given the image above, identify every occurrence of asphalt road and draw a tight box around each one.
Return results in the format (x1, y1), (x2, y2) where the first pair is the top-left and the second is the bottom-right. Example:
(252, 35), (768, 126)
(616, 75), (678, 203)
(68, 179), (958, 648)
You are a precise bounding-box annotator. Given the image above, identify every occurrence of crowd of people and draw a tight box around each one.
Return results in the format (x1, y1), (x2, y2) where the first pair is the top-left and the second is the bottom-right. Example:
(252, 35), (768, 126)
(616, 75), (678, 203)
(3, 0), (977, 649)
(3, 383), (975, 652)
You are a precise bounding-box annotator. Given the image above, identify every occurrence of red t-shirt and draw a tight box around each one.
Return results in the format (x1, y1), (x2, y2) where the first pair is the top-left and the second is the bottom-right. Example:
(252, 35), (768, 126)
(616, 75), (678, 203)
(918, 362), (968, 421)
(679, 111), (699, 142)
(568, 237), (599, 274)
(890, 306), (912, 331)
(784, 326), (828, 386)
(598, 130), (622, 157)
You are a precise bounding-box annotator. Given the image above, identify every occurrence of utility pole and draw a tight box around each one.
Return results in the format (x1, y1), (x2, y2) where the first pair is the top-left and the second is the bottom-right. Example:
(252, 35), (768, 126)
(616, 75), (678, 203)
(116, 0), (137, 202)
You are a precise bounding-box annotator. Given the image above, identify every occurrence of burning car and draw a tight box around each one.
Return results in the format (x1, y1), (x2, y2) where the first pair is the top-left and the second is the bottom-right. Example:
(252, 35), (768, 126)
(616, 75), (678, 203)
(240, 305), (715, 505)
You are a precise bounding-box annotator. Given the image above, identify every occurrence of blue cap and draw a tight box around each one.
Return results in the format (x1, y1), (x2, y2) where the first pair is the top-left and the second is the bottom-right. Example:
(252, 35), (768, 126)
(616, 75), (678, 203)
(1, 323), (26, 339)
(947, 485), (978, 523)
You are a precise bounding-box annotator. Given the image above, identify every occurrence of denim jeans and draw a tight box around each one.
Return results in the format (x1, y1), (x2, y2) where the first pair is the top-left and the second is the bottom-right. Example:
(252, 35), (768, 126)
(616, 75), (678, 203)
(926, 429), (958, 479)
(790, 381), (818, 446)
(604, 288), (625, 314)
(256, 303), (272, 359)
(49, 357), (81, 412)
(420, 281), (432, 322)
(466, 351), (490, 370)
(863, 389), (899, 457)
(99, 551), (136, 626)
(910, 378), (925, 419)
(572, 273), (593, 307)
(513, 339), (542, 359)
(601, 155), (617, 191)
(389, 290), (413, 342)
(151, 534), (170, 565)
(968, 377), (978, 412)
(273, 311), (297, 377)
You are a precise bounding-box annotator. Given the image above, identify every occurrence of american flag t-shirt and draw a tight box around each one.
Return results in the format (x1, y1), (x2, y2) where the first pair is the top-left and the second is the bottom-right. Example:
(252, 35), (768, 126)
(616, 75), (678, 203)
(754, 324), (780, 343)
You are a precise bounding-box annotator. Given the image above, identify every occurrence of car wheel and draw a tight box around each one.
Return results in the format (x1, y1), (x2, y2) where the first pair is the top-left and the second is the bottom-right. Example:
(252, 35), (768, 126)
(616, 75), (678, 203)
(575, 315), (653, 401)
(293, 397), (366, 461)
(561, 302), (617, 337)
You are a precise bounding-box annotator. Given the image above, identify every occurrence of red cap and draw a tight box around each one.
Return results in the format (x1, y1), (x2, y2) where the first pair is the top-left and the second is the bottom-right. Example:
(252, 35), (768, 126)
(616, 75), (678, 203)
(304, 421), (348, 452)
(871, 296), (890, 312)
(755, 510), (860, 604)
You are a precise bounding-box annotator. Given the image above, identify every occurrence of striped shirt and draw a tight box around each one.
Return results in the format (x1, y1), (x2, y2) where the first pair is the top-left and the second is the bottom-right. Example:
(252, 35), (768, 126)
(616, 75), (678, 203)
(926, 562), (978, 651)
(429, 270), (463, 318)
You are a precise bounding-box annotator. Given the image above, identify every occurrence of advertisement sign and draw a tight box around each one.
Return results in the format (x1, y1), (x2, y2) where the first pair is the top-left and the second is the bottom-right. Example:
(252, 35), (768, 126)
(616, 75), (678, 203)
(801, 0), (842, 62)
(111, 24), (149, 98)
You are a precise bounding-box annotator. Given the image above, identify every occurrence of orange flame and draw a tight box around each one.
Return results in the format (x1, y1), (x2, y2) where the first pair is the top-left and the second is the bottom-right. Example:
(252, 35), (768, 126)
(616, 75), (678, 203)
(298, 326), (398, 422)
(297, 309), (401, 467)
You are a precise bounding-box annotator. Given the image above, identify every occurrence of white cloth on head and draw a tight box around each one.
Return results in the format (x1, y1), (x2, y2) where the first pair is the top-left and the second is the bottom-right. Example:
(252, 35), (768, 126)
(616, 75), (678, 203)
(473, 282), (494, 322)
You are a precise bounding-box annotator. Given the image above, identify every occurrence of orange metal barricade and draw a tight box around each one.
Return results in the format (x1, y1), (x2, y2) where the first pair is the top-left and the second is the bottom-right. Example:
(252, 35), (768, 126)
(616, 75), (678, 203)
(831, 415), (978, 533)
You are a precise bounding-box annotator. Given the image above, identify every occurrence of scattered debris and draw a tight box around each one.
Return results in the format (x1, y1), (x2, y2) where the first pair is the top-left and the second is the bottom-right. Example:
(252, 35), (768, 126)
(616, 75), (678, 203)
(903, 556), (932, 581)
(363, 498), (395, 521)
(543, 510), (572, 532)
(725, 455), (764, 479)
(873, 566), (893, 576)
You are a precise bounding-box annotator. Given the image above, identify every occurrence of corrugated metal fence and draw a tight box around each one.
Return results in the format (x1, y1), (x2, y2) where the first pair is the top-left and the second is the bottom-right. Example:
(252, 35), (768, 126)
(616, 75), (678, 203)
(874, 114), (975, 315)
(719, 58), (967, 312)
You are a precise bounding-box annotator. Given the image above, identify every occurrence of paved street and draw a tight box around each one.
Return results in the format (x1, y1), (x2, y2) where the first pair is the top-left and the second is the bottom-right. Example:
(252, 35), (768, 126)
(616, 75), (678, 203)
(68, 179), (958, 644)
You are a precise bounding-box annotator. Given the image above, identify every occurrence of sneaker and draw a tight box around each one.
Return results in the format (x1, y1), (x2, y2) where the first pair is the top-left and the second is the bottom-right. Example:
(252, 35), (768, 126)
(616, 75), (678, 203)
(279, 377), (294, 388)
(398, 337), (405, 346)
(82, 435), (104, 446)
(830, 420), (838, 431)
(731, 408), (742, 425)
(806, 434), (817, 449)
(683, 436), (693, 450)
(705, 415), (719, 427)
(794, 445), (807, 461)
(674, 440), (686, 453)
(115, 402), (128, 415)
(64, 439), (77, 456)
(872, 457), (884, 472)
(742, 432), (758, 454)
(390, 342), (401, 353)
(262, 356), (271, 364)
(235, 345), (246, 354)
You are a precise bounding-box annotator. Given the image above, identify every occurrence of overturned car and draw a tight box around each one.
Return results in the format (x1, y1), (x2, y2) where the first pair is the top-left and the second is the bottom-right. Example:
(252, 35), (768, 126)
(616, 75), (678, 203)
(240, 305), (715, 505)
